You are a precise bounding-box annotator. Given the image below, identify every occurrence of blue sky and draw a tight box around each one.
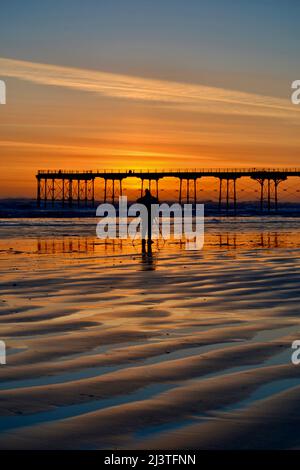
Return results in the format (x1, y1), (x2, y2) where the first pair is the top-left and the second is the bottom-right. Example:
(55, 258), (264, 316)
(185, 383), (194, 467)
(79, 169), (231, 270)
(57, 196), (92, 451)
(1, 0), (300, 96)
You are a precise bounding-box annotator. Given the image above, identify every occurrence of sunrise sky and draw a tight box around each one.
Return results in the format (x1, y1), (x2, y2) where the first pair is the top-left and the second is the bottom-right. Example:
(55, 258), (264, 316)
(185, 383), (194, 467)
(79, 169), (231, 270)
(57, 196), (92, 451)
(1, 0), (300, 196)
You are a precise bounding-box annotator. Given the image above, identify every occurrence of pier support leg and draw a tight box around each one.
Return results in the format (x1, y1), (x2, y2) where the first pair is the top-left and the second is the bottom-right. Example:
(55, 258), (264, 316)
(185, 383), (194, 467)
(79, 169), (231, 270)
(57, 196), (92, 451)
(218, 178), (222, 212)
(52, 179), (55, 207)
(112, 179), (115, 204)
(260, 181), (264, 212)
(187, 179), (190, 204)
(194, 179), (197, 205)
(226, 179), (229, 213)
(104, 179), (107, 203)
(179, 179), (182, 204)
(274, 180), (278, 212)
(273, 177), (286, 213)
(37, 178), (41, 208)
(268, 179), (271, 212)
(233, 179), (237, 214)
(156, 180), (159, 199)
(141, 179), (144, 197)
(92, 179), (95, 207)
(251, 177), (265, 213)
(68, 179), (73, 207)
(62, 179), (65, 207)
(44, 178), (48, 207)
(84, 180), (87, 206)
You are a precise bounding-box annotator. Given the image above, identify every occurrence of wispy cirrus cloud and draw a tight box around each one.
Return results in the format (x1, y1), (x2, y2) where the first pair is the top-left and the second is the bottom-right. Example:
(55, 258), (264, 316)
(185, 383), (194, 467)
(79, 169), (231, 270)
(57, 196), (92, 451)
(1, 57), (298, 119)
(0, 139), (185, 160)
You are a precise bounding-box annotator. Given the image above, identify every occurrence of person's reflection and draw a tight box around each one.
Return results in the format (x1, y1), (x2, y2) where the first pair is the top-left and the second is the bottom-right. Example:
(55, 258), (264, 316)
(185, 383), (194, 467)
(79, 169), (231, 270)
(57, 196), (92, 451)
(141, 239), (156, 270)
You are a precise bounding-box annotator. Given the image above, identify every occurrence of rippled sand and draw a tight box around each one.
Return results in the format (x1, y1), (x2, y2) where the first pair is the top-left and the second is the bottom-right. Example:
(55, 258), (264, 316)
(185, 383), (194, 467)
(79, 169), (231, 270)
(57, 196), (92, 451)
(1, 217), (300, 449)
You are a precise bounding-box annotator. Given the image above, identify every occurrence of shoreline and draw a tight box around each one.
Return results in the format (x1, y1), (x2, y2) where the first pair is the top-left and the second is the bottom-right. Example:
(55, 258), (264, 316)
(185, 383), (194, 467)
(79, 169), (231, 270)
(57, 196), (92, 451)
(1, 199), (300, 219)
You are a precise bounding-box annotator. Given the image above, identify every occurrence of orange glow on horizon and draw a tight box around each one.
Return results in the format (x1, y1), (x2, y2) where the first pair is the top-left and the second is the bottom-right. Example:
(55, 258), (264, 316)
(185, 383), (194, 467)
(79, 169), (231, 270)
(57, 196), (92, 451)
(1, 58), (300, 197)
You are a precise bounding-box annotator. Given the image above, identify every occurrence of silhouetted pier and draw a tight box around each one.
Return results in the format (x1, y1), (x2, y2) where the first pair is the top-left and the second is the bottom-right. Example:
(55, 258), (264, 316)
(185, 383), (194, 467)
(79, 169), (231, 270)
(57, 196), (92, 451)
(36, 168), (300, 213)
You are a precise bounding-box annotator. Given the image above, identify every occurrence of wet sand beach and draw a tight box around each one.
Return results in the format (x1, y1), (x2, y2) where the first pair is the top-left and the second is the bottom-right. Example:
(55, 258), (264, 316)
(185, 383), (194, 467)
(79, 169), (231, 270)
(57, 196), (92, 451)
(0, 217), (300, 449)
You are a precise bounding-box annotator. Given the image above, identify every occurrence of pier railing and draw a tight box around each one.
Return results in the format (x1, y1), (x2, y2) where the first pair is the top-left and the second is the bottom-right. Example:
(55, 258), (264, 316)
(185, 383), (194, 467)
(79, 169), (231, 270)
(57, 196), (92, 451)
(37, 168), (300, 175)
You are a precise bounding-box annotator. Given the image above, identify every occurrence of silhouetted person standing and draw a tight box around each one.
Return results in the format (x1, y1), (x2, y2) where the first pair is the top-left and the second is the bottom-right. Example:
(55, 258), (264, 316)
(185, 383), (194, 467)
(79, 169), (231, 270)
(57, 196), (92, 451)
(137, 189), (158, 248)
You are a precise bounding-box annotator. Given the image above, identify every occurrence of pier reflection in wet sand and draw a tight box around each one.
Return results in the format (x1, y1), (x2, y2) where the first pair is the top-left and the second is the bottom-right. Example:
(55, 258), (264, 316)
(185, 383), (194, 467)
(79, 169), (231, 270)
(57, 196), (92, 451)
(34, 231), (300, 257)
(1, 217), (300, 449)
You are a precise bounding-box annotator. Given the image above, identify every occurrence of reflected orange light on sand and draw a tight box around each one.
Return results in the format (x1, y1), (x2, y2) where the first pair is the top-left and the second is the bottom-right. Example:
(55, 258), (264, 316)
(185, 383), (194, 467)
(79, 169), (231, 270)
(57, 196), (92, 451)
(1, 230), (300, 260)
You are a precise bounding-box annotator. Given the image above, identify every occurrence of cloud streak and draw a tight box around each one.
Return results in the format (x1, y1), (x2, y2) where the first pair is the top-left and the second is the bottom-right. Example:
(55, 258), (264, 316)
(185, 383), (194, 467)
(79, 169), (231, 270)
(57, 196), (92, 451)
(0, 57), (299, 119)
